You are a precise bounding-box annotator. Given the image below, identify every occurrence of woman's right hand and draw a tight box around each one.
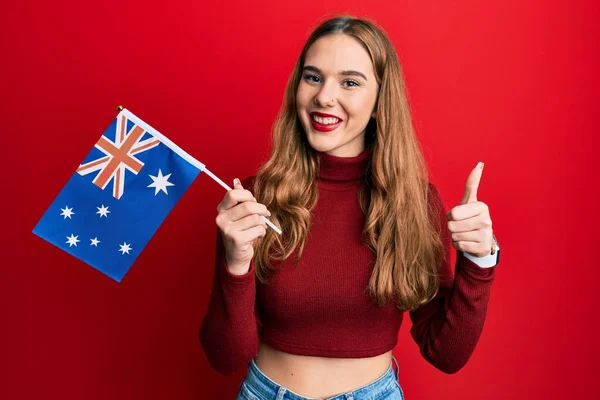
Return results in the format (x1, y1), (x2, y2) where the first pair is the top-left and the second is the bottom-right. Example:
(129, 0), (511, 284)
(215, 178), (271, 275)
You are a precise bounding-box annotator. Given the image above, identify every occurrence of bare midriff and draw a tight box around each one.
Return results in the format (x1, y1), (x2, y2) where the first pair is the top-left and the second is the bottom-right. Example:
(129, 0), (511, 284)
(254, 342), (393, 399)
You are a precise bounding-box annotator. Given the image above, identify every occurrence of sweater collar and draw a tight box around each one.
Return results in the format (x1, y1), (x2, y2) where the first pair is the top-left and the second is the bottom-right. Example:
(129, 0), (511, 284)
(317, 148), (369, 182)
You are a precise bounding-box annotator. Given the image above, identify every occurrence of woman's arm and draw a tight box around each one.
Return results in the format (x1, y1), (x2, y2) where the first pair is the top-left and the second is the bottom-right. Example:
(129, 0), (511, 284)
(199, 228), (261, 375)
(199, 176), (262, 375)
(409, 184), (496, 374)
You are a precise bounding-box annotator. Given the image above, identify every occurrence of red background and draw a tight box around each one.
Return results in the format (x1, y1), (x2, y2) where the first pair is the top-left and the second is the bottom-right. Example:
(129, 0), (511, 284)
(2, 1), (599, 399)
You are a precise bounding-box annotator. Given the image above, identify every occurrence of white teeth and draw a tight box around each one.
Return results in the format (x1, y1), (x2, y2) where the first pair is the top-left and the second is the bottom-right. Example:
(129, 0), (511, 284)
(312, 115), (340, 125)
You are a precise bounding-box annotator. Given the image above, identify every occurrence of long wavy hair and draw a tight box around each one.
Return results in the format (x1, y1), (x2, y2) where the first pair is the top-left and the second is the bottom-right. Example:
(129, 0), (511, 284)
(251, 15), (445, 312)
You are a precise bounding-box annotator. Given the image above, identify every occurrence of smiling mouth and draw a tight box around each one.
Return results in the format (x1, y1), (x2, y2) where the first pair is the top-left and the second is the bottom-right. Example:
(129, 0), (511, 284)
(311, 114), (341, 125)
(309, 112), (343, 132)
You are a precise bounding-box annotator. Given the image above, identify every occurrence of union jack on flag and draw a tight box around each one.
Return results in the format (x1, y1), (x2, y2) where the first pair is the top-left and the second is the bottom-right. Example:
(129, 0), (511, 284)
(33, 108), (205, 282)
(76, 113), (161, 199)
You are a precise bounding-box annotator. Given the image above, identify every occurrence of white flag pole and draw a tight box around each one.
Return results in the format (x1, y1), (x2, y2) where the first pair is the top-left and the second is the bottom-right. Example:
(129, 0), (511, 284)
(203, 168), (282, 235)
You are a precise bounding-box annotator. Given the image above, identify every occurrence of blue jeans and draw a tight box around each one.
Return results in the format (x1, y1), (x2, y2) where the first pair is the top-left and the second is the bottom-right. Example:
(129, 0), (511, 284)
(236, 356), (404, 400)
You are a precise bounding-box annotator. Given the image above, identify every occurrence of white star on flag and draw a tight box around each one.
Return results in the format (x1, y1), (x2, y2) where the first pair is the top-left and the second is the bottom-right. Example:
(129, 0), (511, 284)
(60, 206), (75, 219)
(66, 234), (80, 247)
(147, 169), (174, 195)
(96, 205), (110, 218)
(90, 237), (100, 246)
(119, 242), (132, 255)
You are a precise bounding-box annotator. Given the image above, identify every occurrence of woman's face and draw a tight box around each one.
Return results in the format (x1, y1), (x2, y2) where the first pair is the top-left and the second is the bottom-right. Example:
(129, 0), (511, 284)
(296, 34), (378, 157)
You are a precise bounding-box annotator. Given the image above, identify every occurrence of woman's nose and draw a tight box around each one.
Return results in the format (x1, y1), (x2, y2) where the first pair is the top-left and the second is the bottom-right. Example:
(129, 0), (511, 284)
(314, 82), (337, 107)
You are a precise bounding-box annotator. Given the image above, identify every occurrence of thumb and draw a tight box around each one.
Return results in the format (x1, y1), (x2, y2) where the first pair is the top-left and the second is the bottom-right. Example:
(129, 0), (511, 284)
(233, 178), (256, 202)
(461, 162), (484, 204)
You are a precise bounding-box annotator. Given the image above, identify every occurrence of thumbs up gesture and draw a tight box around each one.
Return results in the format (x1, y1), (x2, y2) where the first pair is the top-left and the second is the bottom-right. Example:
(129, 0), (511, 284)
(447, 162), (494, 258)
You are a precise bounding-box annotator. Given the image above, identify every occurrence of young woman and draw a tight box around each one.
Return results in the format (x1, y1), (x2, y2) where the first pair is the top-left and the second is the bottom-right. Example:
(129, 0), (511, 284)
(200, 15), (500, 400)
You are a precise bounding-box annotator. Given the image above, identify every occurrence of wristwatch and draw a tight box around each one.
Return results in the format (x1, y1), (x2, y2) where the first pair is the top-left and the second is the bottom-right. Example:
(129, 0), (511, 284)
(491, 234), (500, 265)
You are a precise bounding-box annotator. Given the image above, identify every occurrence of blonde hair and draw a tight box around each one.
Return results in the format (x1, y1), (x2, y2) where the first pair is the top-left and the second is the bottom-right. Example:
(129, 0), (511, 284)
(251, 15), (445, 311)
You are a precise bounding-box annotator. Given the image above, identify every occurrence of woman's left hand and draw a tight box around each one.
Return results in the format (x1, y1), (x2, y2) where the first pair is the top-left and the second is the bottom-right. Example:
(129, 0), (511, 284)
(446, 162), (494, 257)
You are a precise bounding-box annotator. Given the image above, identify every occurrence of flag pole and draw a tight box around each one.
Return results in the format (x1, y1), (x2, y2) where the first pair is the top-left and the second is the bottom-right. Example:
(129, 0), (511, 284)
(115, 105), (282, 236)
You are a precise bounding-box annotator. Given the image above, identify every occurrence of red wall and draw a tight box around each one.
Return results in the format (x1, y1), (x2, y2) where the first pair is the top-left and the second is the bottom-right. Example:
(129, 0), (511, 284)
(3, 1), (599, 399)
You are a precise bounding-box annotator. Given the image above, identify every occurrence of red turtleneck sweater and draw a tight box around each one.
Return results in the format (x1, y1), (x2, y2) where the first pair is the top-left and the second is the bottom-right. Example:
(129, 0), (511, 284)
(199, 150), (495, 375)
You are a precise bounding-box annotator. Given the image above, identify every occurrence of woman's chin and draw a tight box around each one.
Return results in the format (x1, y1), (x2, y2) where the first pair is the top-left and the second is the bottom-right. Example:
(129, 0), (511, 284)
(306, 136), (337, 154)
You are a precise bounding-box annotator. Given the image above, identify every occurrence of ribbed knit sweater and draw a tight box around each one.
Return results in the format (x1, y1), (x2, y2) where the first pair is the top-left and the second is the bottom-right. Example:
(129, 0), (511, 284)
(199, 149), (495, 375)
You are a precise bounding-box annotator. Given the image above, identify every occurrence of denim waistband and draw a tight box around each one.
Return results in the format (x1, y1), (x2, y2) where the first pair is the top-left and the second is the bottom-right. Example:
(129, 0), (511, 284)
(239, 356), (401, 400)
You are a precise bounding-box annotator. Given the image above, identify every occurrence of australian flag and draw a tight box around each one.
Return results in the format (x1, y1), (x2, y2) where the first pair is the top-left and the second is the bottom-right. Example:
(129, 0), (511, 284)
(33, 108), (205, 282)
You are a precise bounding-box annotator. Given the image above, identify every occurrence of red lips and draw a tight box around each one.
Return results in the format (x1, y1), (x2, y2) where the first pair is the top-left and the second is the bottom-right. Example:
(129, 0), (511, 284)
(309, 112), (343, 132)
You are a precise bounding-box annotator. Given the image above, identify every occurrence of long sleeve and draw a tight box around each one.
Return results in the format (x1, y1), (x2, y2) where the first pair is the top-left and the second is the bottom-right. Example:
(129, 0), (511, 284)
(409, 184), (496, 374)
(199, 227), (261, 375)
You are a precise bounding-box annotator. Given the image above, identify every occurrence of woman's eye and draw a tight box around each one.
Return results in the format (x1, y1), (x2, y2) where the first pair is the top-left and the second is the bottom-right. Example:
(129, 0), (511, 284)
(302, 74), (360, 88)
(303, 74), (322, 83)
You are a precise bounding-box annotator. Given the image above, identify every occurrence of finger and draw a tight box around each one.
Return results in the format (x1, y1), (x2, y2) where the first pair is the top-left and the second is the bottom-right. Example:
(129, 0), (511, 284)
(234, 178), (258, 201)
(233, 178), (243, 189)
(460, 162), (484, 205)
(217, 177), (256, 211)
(448, 214), (490, 233)
(231, 177), (252, 203)
(222, 214), (266, 243)
(234, 177), (258, 205)
(229, 203), (266, 230)
(217, 189), (255, 212)
(450, 230), (483, 243)
(447, 202), (488, 221)
(228, 201), (271, 222)
(236, 224), (267, 246)
(229, 213), (268, 232)
(230, 225), (267, 248)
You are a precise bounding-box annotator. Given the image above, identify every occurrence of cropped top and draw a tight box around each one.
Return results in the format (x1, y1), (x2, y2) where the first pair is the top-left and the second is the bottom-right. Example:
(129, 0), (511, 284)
(199, 149), (495, 375)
